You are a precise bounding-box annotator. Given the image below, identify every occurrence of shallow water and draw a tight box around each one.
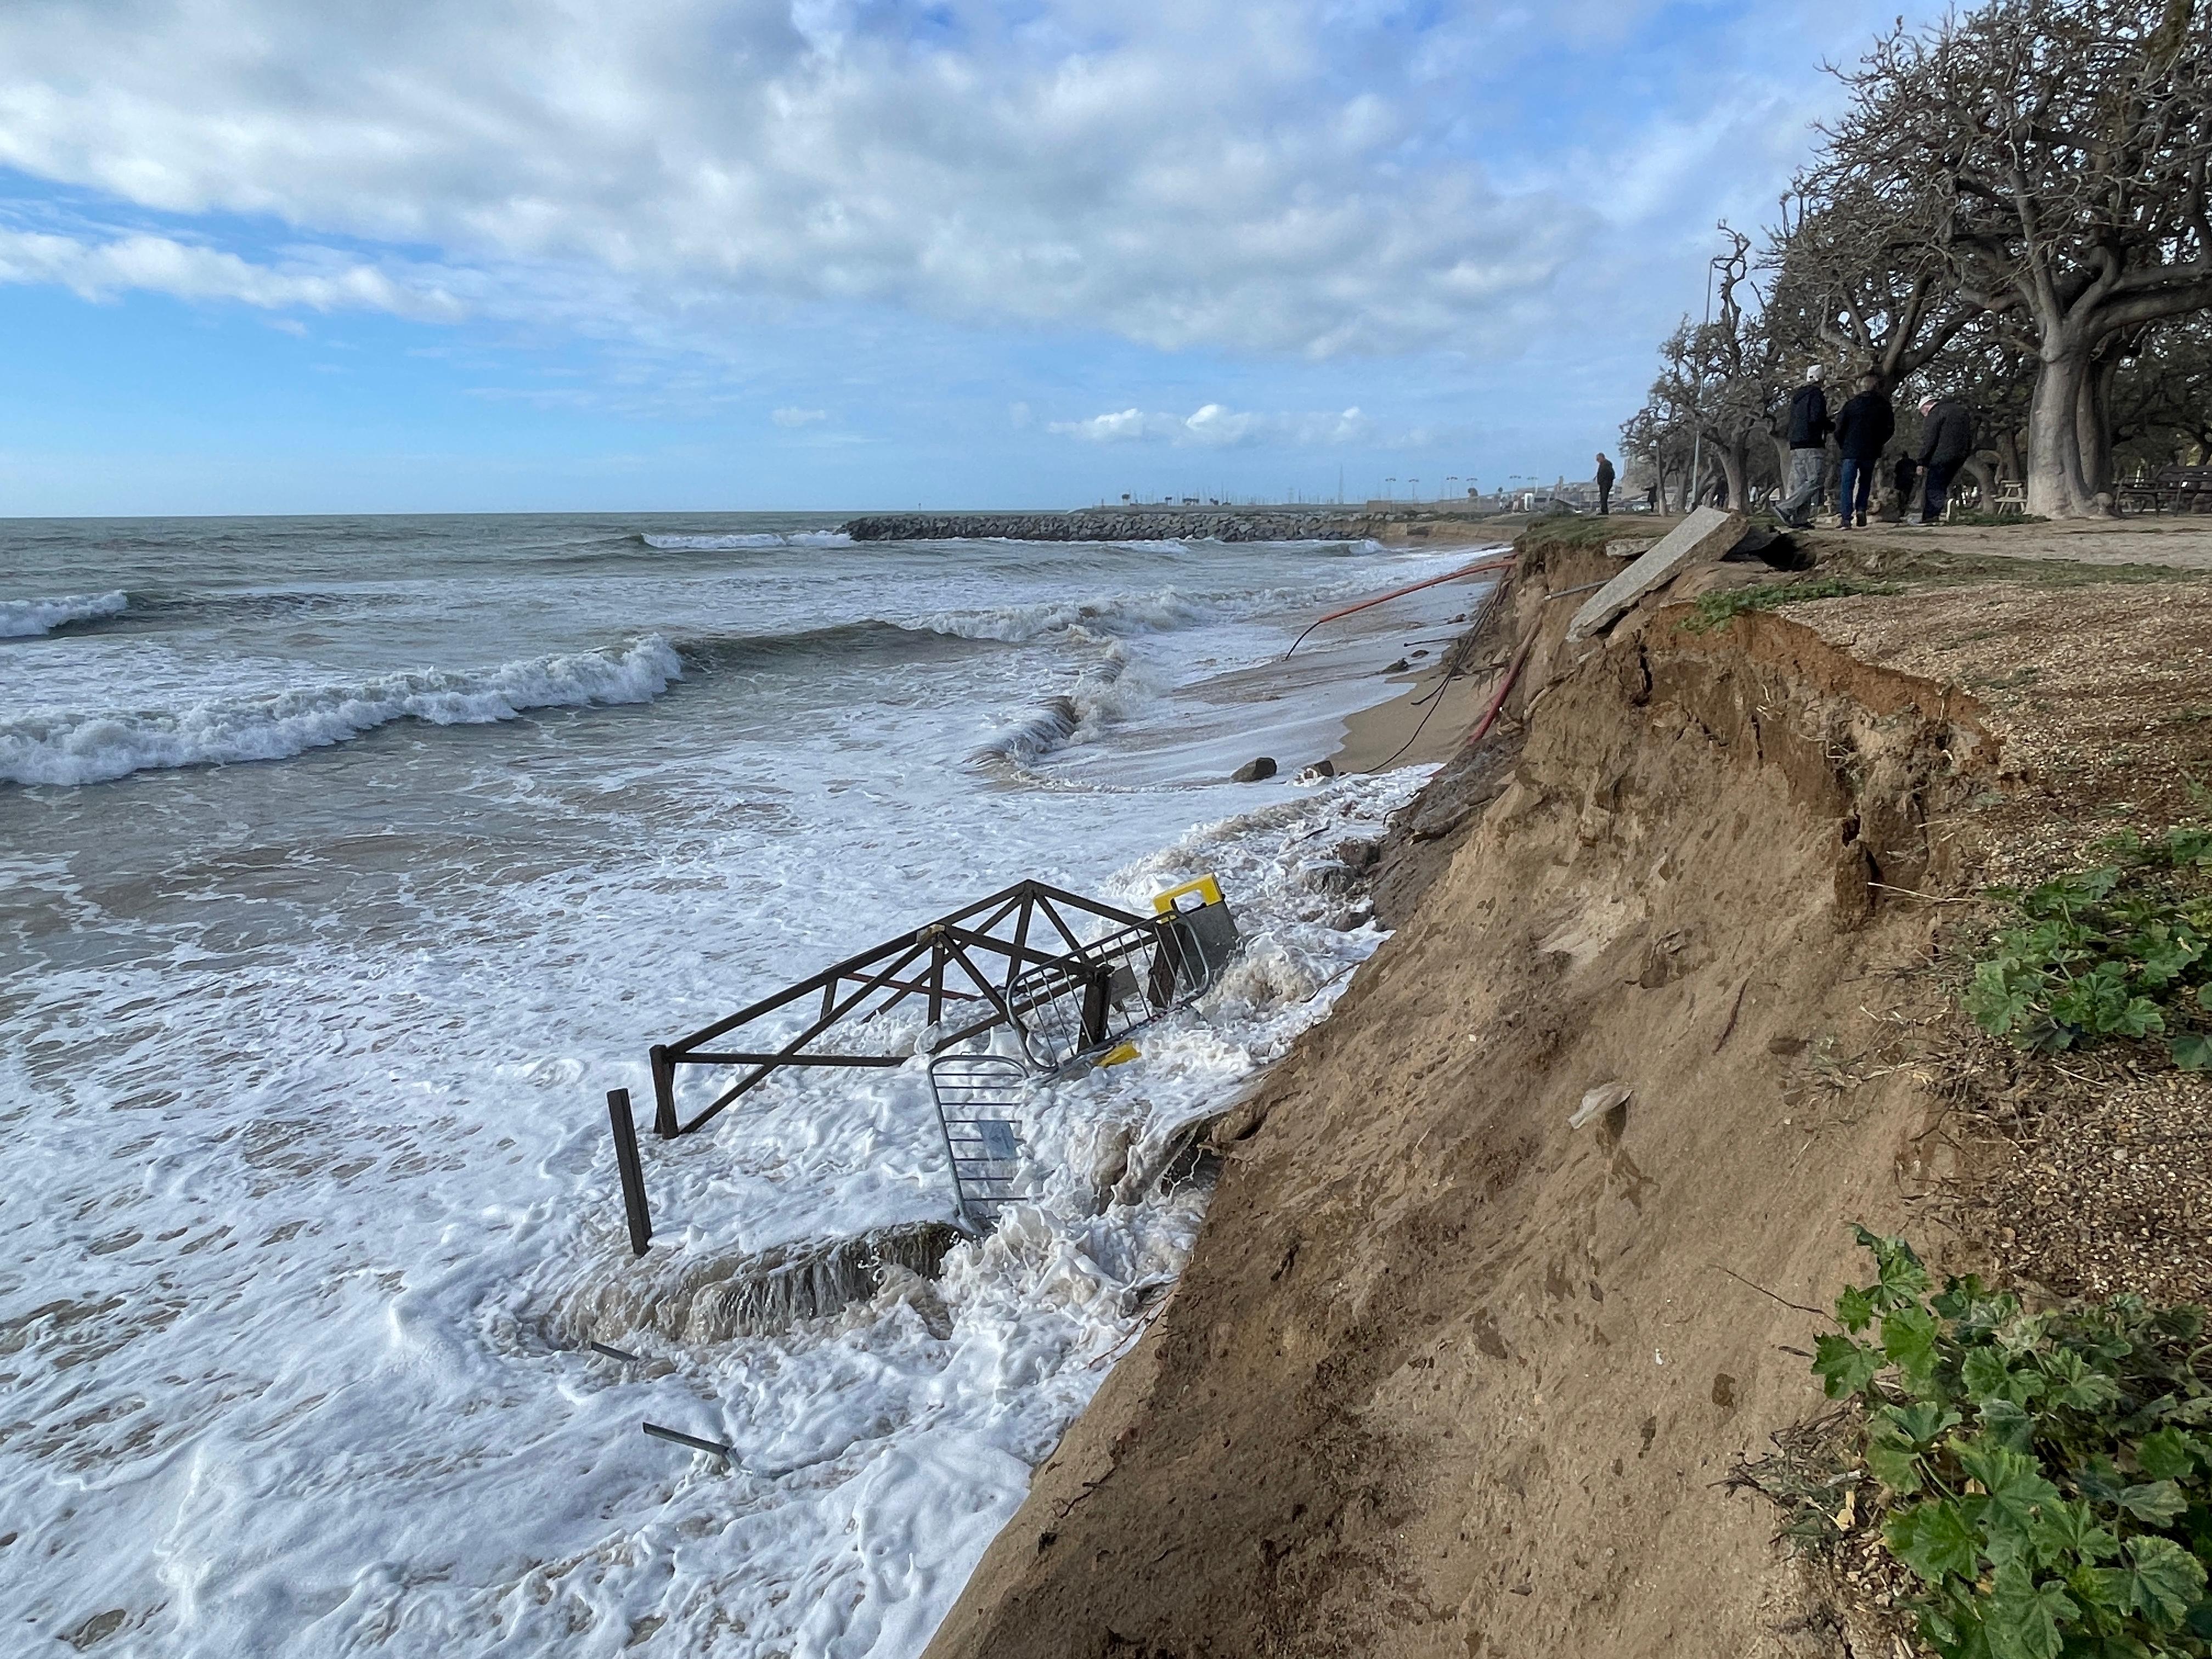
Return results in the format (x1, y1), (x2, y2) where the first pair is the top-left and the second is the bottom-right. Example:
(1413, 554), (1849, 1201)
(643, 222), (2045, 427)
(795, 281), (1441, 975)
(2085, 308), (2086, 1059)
(0, 512), (1496, 1655)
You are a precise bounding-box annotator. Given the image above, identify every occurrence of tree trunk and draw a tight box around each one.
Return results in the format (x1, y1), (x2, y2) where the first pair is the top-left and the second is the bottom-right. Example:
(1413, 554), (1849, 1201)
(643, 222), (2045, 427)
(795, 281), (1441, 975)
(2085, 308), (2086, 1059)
(2024, 342), (2108, 517)
(1961, 456), (1997, 511)
(1717, 440), (1748, 511)
(1995, 425), (2023, 484)
(2077, 347), (2122, 504)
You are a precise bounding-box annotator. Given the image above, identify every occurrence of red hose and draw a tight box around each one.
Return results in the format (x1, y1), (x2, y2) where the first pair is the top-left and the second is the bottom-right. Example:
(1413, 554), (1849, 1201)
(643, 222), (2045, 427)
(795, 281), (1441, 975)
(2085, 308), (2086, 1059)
(1283, 553), (1515, 658)
(1466, 627), (1538, 746)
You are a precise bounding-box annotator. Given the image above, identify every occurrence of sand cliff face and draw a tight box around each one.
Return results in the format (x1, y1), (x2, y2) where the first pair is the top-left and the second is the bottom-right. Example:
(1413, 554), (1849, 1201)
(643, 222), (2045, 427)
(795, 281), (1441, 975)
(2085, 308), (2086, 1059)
(922, 537), (1999, 1658)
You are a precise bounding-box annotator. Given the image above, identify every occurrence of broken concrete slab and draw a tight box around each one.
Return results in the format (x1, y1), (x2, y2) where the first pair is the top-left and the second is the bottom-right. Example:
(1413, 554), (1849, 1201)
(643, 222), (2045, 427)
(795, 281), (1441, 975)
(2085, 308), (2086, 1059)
(1566, 506), (1747, 642)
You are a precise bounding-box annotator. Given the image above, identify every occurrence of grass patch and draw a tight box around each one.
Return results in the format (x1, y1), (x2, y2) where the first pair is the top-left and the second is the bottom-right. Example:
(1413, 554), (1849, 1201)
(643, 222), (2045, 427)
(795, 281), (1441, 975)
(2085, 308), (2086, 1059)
(1804, 1230), (2212, 1659)
(1965, 823), (2212, 1070)
(1517, 514), (1662, 552)
(1677, 576), (1901, 633)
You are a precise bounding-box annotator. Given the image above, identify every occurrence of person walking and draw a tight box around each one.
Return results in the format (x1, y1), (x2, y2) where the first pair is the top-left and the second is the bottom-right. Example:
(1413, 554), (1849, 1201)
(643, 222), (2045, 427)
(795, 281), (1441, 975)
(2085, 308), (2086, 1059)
(1893, 454), (1920, 522)
(1594, 452), (1615, 515)
(1915, 394), (1974, 524)
(1832, 373), (1894, 529)
(1776, 365), (1831, 528)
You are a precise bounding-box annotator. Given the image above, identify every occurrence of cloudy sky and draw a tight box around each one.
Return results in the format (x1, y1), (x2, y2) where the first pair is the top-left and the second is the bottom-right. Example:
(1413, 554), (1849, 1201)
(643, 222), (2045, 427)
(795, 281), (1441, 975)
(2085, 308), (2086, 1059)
(0, 0), (1944, 515)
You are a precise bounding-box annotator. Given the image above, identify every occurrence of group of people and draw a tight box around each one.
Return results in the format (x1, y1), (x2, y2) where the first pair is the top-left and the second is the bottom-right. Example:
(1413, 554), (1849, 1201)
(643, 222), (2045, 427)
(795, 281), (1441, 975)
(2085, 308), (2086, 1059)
(1587, 370), (1977, 526)
(1776, 366), (1975, 529)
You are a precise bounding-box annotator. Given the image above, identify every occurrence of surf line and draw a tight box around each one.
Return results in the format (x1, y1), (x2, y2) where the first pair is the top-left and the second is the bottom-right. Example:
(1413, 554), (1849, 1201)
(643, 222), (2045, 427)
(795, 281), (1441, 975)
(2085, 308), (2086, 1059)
(1280, 553), (1515, 659)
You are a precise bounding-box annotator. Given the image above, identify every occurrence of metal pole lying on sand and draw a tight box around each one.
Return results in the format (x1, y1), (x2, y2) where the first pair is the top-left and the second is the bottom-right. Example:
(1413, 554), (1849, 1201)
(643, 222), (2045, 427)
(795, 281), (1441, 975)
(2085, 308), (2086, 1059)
(643, 1422), (733, 1461)
(606, 1088), (653, 1257)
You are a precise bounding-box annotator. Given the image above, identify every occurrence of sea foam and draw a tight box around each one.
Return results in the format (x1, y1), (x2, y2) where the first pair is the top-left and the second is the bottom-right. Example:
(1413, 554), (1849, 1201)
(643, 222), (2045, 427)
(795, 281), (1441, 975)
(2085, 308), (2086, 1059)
(0, 590), (128, 639)
(640, 531), (853, 551)
(0, 635), (682, 786)
(911, 588), (1204, 645)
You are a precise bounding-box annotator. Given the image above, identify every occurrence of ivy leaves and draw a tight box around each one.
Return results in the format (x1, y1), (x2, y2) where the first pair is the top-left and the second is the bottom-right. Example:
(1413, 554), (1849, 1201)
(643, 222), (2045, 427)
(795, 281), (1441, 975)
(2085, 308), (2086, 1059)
(1966, 828), (2212, 1069)
(1822, 1231), (2212, 1659)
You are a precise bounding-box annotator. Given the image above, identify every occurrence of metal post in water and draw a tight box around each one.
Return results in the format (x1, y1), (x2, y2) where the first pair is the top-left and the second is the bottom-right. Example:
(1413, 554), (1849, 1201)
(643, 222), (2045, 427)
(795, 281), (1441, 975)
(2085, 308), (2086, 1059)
(607, 1087), (653, 1257)
(648, 1044), (678, 1139)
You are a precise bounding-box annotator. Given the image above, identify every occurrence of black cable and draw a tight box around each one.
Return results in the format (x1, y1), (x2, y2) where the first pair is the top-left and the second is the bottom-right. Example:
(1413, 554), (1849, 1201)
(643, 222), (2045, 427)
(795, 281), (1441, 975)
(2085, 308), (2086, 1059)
(1369, 576), (1513, 769)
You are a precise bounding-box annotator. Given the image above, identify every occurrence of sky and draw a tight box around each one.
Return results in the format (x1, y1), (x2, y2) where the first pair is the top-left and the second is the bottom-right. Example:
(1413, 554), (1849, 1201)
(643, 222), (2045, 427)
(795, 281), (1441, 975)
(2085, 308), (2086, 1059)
(0, 0), (1950, 516)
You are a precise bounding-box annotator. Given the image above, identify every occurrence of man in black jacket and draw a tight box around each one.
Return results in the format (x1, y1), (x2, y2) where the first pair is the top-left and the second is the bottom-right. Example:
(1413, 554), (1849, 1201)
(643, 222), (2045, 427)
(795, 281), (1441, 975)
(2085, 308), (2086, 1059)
(1594, 452), (1615, 515)
(1775, 365), (1831, 528)
(1832, 373), (1894, 529)
(1915, 396), (1975, 524)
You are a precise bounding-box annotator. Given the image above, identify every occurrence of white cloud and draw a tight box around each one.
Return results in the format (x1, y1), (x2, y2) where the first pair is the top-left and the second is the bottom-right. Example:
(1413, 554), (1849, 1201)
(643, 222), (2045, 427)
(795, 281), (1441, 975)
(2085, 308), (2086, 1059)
(771, 405), (828, 426)
(0, 0), (1585, 358)
(1049, 403), (1378, 447)
(0, 227), (466, 319)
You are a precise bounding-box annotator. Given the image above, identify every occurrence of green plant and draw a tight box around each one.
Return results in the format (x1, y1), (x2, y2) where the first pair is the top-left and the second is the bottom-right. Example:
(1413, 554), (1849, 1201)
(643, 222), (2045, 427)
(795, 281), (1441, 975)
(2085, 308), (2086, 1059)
(1966, 826), (2212, 1070)
(1820, 1230), (2212, 1659)
(1678, 576), (1901, 633)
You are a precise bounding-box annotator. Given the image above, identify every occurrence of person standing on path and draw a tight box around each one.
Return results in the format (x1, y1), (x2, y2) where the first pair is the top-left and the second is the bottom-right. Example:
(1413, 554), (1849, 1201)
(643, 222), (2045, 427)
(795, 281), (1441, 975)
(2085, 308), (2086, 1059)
(1594, 452), (1615, 515)
(1915, 395), (1975, 524)
(1832, 374), (1894, 529)
(1776, 365), (1831, 528)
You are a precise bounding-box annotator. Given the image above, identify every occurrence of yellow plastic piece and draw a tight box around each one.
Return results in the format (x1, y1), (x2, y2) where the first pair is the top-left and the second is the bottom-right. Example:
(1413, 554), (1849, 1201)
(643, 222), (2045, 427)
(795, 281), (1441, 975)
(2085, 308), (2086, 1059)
(1099, 1042), (1141, 1068)
(1150, 874), (1223, 915)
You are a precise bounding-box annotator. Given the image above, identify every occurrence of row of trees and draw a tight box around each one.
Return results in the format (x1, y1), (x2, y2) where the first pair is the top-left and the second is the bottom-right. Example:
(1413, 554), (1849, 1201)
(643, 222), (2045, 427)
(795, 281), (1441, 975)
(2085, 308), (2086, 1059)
(1625, 0), (2212, 519)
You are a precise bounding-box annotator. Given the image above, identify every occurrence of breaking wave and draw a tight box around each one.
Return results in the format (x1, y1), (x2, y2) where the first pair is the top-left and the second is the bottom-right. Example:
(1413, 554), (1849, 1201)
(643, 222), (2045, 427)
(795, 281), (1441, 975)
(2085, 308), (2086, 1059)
(637, 531), (853, 551)
(1, 635), (683, 787)
(969, 645), (1155, 770)
(913, 588), (1205, 645)
(0, 591), (128, 639)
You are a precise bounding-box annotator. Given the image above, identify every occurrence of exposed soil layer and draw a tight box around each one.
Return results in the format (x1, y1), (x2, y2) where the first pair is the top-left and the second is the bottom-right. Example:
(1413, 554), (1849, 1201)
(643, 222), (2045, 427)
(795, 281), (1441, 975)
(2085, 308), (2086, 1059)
(921, 521), (2212, 1659)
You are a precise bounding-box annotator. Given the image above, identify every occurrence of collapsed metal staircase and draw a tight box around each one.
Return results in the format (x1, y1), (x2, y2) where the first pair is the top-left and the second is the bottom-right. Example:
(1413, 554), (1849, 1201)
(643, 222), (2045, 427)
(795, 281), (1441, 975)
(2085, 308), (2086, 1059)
(926, 1055), (1031, 1232)
(603, 876), (1243, 1252)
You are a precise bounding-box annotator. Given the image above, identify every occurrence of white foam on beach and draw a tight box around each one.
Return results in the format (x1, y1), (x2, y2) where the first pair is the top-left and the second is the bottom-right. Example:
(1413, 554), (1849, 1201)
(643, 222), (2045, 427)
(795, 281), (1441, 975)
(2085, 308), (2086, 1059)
(0, 588), (128, 637)
(0, 634), (682, 785)
(0, 763), (1427, 1657)
(0, 516), (1483, 1657)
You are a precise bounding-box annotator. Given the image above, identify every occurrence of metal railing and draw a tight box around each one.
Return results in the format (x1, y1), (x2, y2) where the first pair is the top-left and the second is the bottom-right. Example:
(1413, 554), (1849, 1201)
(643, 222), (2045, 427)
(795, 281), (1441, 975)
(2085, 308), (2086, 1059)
(645, 880), (1212, 1139)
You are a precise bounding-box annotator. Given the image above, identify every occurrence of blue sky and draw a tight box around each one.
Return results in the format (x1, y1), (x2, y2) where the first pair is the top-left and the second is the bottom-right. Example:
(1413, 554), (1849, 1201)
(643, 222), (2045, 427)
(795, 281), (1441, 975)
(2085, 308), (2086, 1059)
(0, 0), (1945, 516)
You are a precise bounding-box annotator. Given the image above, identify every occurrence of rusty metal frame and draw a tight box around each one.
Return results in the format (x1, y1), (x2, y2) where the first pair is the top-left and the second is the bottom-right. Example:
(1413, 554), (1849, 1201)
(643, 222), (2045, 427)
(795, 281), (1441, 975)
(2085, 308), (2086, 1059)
(647, 880), (1201, 1138)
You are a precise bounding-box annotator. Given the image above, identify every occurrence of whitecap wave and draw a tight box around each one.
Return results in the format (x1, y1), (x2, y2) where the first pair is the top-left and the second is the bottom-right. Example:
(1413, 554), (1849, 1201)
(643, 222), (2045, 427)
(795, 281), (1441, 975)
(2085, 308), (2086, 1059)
(1, 635), (682, 786)
(639, 531), (853, 551)
(969, 643), (1166, 769)
(912, 588), (1204, 645)
(0, 590), (128, 639)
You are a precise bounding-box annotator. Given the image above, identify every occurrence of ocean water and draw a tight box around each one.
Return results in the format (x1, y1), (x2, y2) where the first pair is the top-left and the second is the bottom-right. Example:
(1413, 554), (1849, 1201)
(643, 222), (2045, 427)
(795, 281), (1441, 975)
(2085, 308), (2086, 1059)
(0, 513), (1498, 1656)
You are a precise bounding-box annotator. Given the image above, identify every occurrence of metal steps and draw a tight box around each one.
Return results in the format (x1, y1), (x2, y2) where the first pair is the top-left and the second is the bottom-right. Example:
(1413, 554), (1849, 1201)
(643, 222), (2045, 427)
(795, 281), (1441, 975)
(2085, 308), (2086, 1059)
(927, 1054), (1031, 1232)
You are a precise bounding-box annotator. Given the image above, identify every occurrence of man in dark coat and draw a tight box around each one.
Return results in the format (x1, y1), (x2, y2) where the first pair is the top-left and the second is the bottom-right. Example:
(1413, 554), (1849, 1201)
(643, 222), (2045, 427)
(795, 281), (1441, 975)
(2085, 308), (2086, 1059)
(1775, 365), (1831, 528)
(1915, 395), (1975, 523)
(1594, 452), (1615, 515)
(1832, 373), (1894, 529)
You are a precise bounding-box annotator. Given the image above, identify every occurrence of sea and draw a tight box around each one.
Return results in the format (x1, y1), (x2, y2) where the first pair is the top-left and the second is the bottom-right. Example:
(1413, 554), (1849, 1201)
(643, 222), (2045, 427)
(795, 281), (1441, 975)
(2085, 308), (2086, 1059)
(0, 512), (1499, 1657)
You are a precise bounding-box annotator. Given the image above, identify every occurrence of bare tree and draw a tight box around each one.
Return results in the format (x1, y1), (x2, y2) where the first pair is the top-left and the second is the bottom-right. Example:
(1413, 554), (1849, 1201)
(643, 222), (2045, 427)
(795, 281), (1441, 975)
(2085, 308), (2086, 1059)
(2111, 315), (2212, 466)
(1638, 228), (1789, 509)
(1811, 0), (2212, 516)
(1765, 187), (1979, 394)
(1619, 402), (1694, 512)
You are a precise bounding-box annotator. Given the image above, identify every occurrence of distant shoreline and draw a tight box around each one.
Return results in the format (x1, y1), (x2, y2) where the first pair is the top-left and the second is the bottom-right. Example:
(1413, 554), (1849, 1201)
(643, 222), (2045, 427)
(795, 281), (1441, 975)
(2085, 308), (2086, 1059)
(841, 504), (1518, 543)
